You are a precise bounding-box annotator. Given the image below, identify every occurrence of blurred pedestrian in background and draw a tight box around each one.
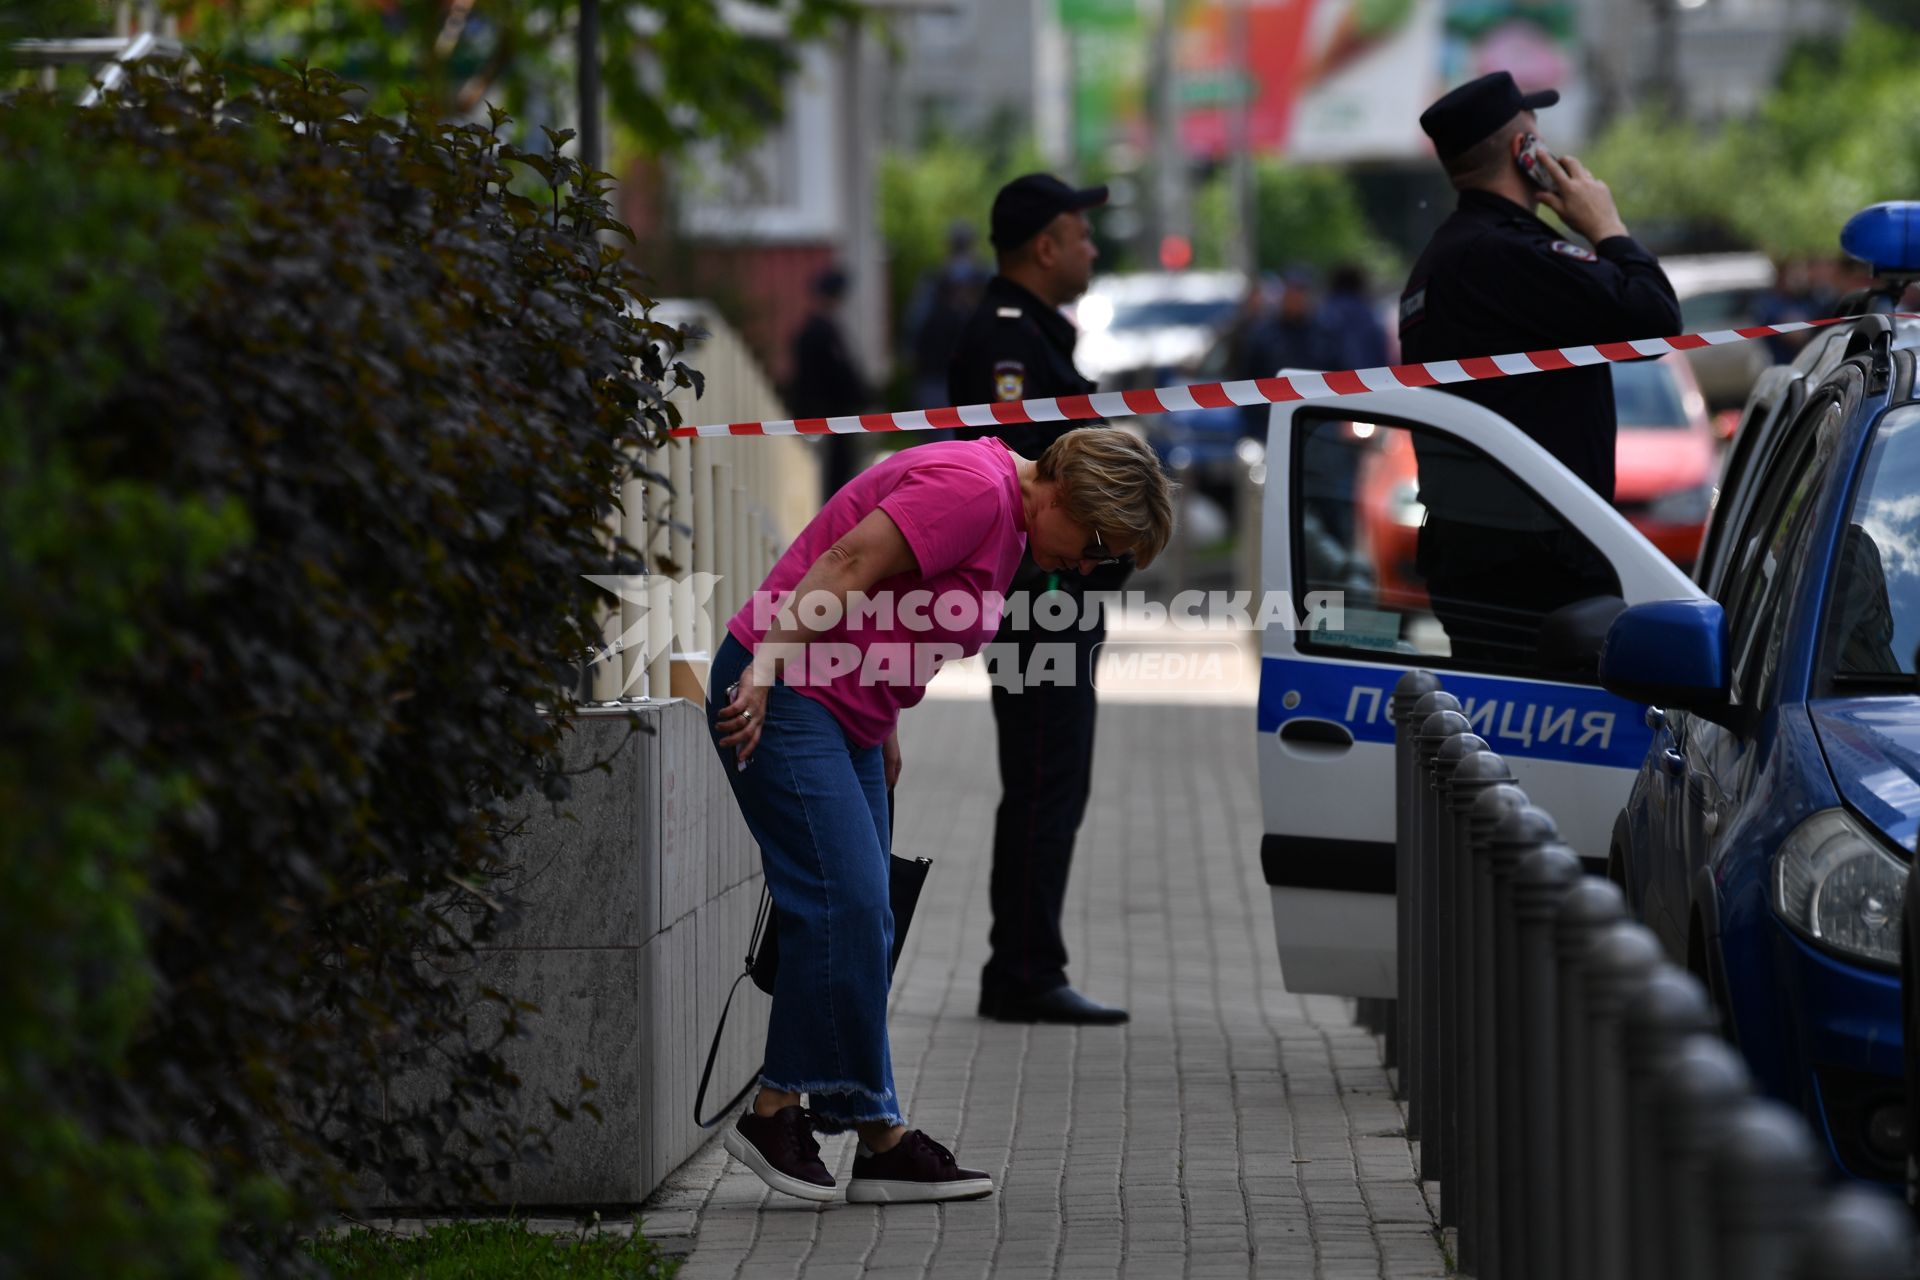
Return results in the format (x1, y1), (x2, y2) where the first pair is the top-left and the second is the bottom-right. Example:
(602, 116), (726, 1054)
(902, 221), (990, 415)
(1755, 258), (1826, 363)
(1239, 266), (1332, 438)
(1316, 263), (1389, 373)
(1221, 274), (1281, 440)
(787, 265), (871, 504)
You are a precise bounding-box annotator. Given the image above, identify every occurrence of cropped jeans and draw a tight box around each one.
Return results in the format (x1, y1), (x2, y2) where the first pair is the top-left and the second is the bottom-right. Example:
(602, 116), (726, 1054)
(706, 633), (903, 1134)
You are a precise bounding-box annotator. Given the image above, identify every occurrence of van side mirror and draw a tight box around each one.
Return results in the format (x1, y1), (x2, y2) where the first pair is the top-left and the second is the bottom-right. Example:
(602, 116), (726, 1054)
(1599, 599), (1745, 731)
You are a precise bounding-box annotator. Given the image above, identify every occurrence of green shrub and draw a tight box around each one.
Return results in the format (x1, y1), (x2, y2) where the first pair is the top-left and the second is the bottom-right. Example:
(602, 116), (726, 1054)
(1, 81), (244, 1280)
(1194, 160), (1402, 281)
(1586, 14), (1920, 258)
(307, 1219), (679, 1279)
(1, 58), (693, 1272)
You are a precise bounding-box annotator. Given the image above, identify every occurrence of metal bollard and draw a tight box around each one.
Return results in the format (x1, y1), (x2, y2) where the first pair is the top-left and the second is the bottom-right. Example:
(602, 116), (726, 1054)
(1553, 878), (1627, 1280)
(1581, 920), (1664, 1280)
(1511, 838), (1581, 1280)
(1391, 669), (1441, 1093)
(1654, 1035), (1752, 1280)
(1790, 1184), (1915, 1280)
(1408, 690), (1463, 1144)
(1709, 1098), (1823, 1280)
(1430, 727), (1487, 1235)
(1477, 792), (1541, 1280)
(1412, 702), (1467, 1188)
(1439, 741), (1503, 1270)
(1622, 967), (1716, 1280)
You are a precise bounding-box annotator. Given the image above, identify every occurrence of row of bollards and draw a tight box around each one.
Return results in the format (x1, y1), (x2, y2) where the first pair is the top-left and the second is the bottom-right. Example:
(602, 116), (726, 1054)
(1377, 669), (1914, 1280)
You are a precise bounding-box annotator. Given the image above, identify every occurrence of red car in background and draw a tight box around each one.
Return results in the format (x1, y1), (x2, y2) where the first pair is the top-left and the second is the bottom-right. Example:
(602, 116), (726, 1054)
(1609, 352), (1717, 567)
(1355, 352), (1717, 611)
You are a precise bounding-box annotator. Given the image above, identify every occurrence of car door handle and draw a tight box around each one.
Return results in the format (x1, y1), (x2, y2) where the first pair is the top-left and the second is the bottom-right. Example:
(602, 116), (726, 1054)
(1279, 718), (1355, 758)
(1660, 748), (1686, 777)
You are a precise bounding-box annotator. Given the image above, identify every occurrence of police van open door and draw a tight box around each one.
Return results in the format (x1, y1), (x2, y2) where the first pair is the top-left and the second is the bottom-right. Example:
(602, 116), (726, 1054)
(1258, 387), (1705, 997)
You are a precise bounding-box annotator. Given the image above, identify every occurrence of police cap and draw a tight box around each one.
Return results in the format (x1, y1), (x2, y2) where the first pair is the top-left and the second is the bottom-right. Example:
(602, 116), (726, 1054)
(990, 173), (1109, 251)
(1419, 71), (1560, 162)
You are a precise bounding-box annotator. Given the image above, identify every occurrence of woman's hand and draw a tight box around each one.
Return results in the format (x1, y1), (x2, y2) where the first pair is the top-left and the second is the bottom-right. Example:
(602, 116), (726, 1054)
(883, 728), (903, 790)
(716, 665), (771, 770)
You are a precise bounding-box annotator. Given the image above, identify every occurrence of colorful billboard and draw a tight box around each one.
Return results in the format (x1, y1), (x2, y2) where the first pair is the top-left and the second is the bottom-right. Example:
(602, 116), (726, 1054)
(1171, 0), (1579, 162)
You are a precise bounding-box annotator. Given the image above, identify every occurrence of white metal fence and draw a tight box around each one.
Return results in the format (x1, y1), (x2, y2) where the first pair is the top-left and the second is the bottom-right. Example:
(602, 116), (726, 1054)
(589, 299), (821, 704)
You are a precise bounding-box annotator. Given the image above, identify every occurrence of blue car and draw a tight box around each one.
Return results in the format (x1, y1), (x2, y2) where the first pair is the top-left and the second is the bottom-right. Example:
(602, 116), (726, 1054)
(1600, 204), (1920, 1182)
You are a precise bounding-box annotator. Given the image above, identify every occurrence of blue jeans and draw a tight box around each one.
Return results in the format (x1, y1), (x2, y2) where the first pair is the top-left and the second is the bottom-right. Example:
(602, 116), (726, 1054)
(707, 633), (902, 1133)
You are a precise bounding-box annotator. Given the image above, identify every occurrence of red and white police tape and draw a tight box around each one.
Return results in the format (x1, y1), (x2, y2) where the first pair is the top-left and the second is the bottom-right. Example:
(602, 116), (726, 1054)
(668, 313), (1914, 439)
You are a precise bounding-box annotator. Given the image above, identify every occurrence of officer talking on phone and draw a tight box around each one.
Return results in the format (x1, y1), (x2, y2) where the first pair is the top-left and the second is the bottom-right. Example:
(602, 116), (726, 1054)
(1399, 71), (1680, 662)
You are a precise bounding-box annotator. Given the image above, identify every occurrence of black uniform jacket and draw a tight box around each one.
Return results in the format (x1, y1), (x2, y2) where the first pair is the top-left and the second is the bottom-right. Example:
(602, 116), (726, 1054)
(949, 276), (1125, 597)
(1398, 190), (1681, 503)
(949, 275), (1100, 460)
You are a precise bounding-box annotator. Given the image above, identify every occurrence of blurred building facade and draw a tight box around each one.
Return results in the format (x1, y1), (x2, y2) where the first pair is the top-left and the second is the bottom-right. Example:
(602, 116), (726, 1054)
(623, 20), (905, 402)
(876, 0), (1073, 163)
(1584, 0), (1854, 127)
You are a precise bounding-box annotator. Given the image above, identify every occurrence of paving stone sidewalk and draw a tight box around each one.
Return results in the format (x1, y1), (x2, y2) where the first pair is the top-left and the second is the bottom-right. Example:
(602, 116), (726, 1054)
(646, 696), (1446, 1280)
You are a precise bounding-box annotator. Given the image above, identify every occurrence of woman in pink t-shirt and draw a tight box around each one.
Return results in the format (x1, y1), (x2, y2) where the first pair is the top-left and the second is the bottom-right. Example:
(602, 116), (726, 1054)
(708, 427), (1172, 1204)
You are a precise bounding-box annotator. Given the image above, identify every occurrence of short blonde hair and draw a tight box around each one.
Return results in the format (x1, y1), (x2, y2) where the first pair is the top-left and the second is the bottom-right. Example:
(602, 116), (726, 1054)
(1037, 427), (1177, 568)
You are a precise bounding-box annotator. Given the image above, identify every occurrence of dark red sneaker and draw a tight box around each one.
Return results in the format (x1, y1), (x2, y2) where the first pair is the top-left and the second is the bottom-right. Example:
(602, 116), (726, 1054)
(723, 1106), (835, 1202)
(845, 1130), (994, 1203)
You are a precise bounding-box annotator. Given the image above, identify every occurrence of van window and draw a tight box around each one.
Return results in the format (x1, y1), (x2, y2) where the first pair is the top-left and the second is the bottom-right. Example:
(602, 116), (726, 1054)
(1293, 412), (1620, 678)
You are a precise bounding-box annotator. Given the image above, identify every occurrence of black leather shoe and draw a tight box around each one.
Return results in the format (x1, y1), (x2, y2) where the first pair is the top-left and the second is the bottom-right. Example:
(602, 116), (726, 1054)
(978, 984), (1129, 1025)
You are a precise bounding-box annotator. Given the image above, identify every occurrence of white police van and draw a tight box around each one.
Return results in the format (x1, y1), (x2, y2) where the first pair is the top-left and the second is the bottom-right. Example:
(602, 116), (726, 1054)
(1258, 386), (1705, 996)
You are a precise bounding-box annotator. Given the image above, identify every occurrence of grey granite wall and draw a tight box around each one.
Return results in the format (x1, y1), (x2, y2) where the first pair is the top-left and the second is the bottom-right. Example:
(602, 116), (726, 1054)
(383, 699), (766, 1209)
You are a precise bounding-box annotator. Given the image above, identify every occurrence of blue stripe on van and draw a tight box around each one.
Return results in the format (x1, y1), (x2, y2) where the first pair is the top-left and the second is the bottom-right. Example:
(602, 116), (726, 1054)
(1258, 656), (1651, 770)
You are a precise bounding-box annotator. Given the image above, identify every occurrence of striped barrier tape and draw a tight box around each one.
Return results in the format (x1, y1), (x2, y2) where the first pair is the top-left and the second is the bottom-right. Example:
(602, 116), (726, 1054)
(669, 313), (1913, 439)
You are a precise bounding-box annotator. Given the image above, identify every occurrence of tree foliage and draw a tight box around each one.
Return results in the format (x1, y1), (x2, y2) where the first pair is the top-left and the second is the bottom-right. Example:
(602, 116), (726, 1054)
(878, 135), (1041, 336)
(1587, 14), (1920, 258)
(1194, 160), (1401, 280)
(160, 0), (861, 157)
(1, 57), (692, 1273)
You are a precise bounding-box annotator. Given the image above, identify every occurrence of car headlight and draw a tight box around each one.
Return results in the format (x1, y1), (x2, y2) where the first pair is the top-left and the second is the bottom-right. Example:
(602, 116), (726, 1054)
(1646, 482), (1712, 525)
(1771, 809), (1908, 966)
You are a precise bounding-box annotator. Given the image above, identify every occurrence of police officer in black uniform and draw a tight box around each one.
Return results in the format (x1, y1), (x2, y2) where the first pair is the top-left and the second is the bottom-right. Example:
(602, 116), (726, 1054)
(1399, 71), (1680, 663)
(950, 173), (1130, 1025)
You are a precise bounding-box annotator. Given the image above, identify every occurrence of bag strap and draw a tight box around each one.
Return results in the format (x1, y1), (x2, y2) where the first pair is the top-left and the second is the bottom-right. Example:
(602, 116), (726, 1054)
(694, 884), (773, 1129)
(693, 787), (895, 1128)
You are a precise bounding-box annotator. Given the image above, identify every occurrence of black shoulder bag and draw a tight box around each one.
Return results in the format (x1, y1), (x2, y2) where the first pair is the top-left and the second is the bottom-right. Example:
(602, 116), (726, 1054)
(694, 790), (931, 1127)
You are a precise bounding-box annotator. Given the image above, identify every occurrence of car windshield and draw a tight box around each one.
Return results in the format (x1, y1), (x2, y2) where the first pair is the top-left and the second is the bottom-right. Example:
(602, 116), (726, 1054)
(1109, 299), (1237, 331)
(1825, 404), (1920, 682)
(1609, 359), (1689, 428)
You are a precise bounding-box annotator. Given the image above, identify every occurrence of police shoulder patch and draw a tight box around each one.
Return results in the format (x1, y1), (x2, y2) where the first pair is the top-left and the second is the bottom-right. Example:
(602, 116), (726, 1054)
(993, 360), (1026, 402)
(1399, 286), (1427, 329)
(1550, 239), (1598, 263)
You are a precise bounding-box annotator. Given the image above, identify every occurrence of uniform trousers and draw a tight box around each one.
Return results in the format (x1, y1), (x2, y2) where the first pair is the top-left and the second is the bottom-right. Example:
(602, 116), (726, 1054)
(979, 594), (1105, 999)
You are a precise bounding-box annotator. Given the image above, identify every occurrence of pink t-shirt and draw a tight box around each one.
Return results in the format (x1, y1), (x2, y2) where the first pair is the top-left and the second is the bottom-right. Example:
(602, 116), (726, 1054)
(726, 438), (1028, 748)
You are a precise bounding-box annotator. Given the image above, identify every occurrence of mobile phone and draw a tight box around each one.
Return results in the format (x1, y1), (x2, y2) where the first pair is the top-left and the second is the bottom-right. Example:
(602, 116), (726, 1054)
(1517, 133), (1558, 194)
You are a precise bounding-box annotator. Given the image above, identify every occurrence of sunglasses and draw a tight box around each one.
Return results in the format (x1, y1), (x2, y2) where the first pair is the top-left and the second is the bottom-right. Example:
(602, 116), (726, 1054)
(1081, 530), (1130, 566)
